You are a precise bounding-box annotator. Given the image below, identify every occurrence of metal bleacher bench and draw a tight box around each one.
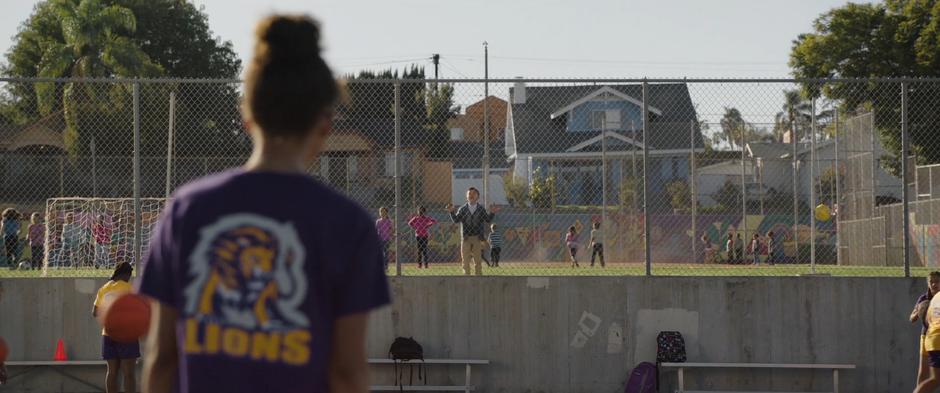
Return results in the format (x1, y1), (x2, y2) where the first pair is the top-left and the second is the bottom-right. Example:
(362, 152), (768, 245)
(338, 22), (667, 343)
(659, 362), (856, 393)
(368, 358), (489, 393)
(6, 360), (120, 392)
(7, 358), (488, 393)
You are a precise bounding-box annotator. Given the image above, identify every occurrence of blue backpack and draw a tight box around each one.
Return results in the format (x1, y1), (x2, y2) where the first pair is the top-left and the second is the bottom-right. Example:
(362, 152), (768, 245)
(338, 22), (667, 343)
(624, 362), (657, 393)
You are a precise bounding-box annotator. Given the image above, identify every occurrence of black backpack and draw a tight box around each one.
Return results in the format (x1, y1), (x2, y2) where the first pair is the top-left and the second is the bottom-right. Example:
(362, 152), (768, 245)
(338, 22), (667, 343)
(388, 337), (425, 390)
(656, 331), (687, 363)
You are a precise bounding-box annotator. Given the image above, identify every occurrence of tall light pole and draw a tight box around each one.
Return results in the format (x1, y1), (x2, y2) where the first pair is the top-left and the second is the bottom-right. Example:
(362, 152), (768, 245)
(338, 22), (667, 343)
(483, 42), (490, 206)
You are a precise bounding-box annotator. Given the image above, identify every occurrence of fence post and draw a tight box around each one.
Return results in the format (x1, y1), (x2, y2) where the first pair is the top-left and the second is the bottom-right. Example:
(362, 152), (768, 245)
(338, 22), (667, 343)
(642, 80), (651, 276)
(132, 81), (142, 265)
(902, 81), (911, 277)
(834, 110), (841, 265)
(394, 81), (402, 276)
(602, 113), (608, 247)
(166, 90), (176, 198)
(810, 98), (817, 273)
(793, 112), (800, 264)
(741, 116), (748, 258)
(690, 120), (697, 263)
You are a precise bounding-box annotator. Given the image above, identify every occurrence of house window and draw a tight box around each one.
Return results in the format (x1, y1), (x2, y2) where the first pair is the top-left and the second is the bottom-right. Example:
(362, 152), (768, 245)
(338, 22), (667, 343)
(384, 151), (412, 177)
(347, 155), (358, 180)
(590, 109), (622, 130)
(450, 128), (464, 141)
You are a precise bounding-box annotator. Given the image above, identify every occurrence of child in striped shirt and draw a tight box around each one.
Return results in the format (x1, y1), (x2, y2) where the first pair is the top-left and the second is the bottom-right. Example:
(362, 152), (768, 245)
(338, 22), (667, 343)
(487, 223), (503, 268)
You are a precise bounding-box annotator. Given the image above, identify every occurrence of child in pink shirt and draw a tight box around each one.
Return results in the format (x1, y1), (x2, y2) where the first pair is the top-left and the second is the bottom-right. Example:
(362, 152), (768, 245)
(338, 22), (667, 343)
(375, 207), (392, 270)
(408, 206), (437, 268)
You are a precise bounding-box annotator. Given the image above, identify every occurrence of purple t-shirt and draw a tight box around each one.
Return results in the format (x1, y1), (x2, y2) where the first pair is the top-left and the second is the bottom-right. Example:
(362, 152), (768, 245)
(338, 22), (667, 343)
(136, 169), (390, 393)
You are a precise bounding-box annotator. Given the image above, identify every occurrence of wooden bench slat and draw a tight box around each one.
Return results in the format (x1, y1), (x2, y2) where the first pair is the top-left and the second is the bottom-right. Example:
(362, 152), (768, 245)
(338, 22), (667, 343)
(681, 391), (833, 393)
(370, 386), (474, 391)
(6, 361), (108, 366)
(661, 362), (855, 369)
(368, 358), (489, 365)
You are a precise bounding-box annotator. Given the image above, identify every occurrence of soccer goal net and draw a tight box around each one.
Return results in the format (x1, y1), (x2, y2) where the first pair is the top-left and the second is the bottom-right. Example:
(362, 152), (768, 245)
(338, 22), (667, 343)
(44, 198), (168, 269)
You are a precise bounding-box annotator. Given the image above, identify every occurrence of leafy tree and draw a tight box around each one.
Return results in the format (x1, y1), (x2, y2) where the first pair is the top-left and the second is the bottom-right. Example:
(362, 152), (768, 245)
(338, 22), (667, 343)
(529, 168), (558, 209)
(619, 176), (639, 212)
(2, 0), (242, 157)
(502, 172), (530, 208)
(666, 180), (692, 213)
(341, 66), (457, 159)
(790, 0), (940, 166)
(712, 180), (742, 212)
(17, 0), (162, 154)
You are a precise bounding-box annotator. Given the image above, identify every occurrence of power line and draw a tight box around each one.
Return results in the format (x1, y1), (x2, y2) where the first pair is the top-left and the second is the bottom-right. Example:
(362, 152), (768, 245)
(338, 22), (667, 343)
(333, 57), (429, 68)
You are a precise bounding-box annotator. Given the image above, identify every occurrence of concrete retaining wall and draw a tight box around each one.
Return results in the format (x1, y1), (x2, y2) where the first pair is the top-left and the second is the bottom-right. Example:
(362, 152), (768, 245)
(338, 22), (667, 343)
(0, 277), (924, 392)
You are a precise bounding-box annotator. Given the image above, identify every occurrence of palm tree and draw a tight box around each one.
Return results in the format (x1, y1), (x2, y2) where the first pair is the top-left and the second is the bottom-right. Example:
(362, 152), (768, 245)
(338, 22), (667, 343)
(774, 90), (813, 143)
(34, 0), (161, 154)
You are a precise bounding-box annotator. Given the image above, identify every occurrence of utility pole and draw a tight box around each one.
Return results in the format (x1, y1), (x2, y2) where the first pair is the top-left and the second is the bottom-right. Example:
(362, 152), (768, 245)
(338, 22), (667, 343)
(431, 53), (440, 90)
(483, 42), (490, 206)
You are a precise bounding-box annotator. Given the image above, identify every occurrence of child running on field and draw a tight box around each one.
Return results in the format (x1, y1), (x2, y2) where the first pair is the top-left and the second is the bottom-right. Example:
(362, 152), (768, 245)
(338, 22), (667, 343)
(487, 223), (502, 267)
(590, 221), (605, 267)
(136, 14), (390, 393)
(27, 212), (44, 270)
(408, 206), (436, 268)
(566, 225), (580, 268)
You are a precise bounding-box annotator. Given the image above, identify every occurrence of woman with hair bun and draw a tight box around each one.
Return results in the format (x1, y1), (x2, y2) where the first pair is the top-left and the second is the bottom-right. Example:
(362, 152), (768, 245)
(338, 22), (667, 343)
(137, 15), (390, 393)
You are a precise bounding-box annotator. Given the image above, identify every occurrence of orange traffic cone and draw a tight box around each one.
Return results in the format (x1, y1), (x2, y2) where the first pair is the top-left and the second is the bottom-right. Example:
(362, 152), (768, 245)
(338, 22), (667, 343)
(53, 338), (67, 361)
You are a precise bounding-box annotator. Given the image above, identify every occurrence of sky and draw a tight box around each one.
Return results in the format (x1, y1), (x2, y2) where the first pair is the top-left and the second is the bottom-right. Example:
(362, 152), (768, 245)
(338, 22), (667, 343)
(1, 0), (858, 79)
(0, 0), (864, 130)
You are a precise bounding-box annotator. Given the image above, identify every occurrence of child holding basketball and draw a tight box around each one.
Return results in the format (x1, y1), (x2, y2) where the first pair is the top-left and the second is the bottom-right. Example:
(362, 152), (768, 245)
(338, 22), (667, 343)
(27, 213), (44, 269)
(912, 272), (940, 388)
(566, 225), (580, 268)
(407, 206), (436, 268)
(137, 14), (390, 393)
(93, 262), (138, 393)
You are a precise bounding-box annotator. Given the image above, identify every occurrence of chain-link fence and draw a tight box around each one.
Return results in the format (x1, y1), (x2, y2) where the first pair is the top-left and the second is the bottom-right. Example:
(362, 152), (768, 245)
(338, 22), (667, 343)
(0, 77), (935, 277)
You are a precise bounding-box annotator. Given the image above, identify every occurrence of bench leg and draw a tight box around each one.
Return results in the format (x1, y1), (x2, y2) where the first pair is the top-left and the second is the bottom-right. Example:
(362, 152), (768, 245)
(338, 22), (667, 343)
(465, 364), (471, 393)
(833, 369), (839, 393)
(678, 367), (684, 392)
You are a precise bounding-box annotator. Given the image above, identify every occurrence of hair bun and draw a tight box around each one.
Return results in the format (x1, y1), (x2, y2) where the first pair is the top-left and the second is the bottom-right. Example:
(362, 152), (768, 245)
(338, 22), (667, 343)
(256, 15), (322, 63)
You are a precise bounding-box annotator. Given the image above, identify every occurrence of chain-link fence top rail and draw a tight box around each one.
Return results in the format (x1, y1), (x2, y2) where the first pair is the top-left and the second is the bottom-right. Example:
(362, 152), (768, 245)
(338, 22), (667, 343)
(0, 77), (935, 277)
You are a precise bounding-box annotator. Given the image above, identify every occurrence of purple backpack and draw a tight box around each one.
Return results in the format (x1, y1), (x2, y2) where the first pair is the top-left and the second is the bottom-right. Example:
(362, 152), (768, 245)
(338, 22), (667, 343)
(625, 362), (657, 393)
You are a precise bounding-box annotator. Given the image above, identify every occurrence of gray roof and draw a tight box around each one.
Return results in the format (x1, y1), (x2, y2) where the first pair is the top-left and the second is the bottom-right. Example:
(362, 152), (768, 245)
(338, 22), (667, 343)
(508, 83), (703, 155)
(452, 141), (509, 169)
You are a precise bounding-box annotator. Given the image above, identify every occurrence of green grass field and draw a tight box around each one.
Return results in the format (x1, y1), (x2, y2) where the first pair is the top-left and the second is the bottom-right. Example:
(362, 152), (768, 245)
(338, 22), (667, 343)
(0, 262), (930, 278)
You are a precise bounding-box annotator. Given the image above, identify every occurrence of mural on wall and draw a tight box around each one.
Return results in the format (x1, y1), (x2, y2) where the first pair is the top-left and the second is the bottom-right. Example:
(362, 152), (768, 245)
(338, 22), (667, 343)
(391, 212), (838, 264)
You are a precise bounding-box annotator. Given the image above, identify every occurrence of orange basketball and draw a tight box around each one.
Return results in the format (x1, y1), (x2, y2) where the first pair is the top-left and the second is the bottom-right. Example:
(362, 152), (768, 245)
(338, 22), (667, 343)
(0, 336), (8, 362)
(102, 293), (152, 343)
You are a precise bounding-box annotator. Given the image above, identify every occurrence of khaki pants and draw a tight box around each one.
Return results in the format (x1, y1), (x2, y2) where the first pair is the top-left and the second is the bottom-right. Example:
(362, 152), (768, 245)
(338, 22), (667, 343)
(460, 237), (484, 276)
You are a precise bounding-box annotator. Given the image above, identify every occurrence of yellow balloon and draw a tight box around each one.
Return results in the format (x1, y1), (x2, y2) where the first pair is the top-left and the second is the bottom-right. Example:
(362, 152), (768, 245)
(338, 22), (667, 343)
(815, 204), (831, 222)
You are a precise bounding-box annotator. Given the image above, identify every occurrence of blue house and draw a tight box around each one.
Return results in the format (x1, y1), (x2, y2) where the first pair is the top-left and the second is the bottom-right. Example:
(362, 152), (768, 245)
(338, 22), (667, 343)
(504, 83), (704, 210)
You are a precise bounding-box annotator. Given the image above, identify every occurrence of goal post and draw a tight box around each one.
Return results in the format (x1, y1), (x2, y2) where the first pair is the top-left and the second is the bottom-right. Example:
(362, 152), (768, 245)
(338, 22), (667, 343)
(44, 198), (168, 269)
